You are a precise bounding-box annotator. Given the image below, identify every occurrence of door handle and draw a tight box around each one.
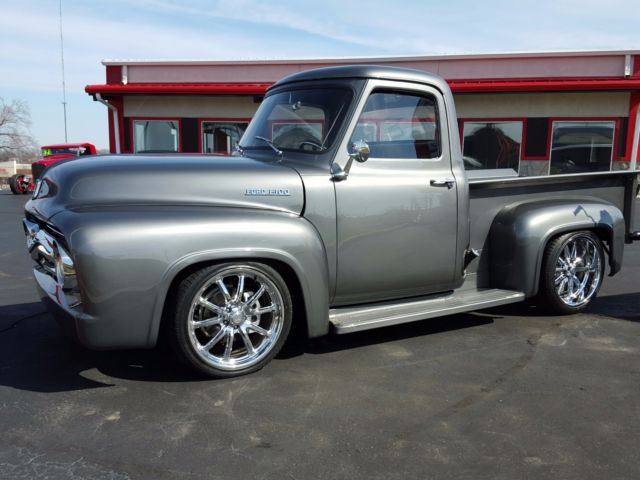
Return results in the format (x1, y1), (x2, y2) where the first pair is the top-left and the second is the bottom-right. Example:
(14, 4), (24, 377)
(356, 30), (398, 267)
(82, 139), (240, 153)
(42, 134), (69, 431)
(430, 178), (455, 189)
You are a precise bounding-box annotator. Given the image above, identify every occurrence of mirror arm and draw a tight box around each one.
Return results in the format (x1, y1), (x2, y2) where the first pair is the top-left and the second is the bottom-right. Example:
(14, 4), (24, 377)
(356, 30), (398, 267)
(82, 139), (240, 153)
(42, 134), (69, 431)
(331, 157), (355, 182)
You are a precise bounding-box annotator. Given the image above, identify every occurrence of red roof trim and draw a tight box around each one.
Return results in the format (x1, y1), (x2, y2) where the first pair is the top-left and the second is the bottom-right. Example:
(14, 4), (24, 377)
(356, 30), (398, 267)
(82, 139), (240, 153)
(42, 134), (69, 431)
(448, 78), (640, 93)
(85, 83), (271, 95)
(85, 78), (640, 97)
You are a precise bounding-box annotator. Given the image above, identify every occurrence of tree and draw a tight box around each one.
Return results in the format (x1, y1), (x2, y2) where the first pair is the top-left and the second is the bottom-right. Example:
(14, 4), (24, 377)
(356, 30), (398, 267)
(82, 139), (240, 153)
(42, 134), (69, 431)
(0, 97), (37, 162)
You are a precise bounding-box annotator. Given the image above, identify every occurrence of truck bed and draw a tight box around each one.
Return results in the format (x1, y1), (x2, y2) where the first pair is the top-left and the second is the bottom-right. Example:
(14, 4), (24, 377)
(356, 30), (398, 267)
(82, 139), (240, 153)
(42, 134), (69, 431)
(467, 170), (638, 289)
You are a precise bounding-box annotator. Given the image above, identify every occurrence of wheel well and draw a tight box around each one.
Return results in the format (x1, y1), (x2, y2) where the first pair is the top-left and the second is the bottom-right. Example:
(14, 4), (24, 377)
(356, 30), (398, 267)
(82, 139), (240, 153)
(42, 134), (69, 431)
(544, 227), (612, 258)
(158, 258), (308, 345)
(536, 226), (612, 295)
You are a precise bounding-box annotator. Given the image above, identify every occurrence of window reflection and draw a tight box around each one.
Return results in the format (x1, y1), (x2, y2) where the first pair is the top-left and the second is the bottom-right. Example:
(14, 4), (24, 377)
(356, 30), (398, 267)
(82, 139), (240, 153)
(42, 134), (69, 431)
(350, 91), (440, 159)
(134, 120), (179, 153)
(462, 122), (522, 172)
(550, 121), (614, 174)
(202, 122), (248, 154)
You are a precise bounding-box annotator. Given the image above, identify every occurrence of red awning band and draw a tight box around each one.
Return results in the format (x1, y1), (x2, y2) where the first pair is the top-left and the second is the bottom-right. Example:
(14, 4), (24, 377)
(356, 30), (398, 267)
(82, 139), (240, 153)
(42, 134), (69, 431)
(85, 83), (272, 95)
(85, 78), (640, 96)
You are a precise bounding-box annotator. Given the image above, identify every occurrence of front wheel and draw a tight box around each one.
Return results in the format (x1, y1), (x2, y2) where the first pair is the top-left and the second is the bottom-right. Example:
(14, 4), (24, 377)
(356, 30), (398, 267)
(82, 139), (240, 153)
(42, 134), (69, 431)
(168, 262), (292, 378)
(538, 231), (604, 314)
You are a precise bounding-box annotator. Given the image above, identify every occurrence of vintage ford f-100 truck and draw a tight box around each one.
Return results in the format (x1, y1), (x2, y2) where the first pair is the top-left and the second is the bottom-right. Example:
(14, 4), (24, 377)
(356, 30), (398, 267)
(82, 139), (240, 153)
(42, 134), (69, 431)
(23, 65), (639, 377)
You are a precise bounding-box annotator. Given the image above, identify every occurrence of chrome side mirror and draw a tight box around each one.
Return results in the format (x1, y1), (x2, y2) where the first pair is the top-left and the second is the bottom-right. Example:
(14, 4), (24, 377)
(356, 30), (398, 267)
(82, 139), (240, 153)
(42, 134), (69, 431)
(349, 140), (370, 163)
(331, 140), (370, 182)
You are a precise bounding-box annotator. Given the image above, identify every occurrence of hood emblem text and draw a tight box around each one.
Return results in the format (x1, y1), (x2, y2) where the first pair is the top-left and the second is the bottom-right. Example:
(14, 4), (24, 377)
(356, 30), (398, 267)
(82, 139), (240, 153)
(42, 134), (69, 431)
(245, 188), (291, 196)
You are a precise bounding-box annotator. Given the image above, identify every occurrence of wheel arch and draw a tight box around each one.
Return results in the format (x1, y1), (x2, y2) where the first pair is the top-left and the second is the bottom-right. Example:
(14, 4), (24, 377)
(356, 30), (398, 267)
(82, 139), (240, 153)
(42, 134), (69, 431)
(488, 199), (625, 297)
(150, 248), (328, 348)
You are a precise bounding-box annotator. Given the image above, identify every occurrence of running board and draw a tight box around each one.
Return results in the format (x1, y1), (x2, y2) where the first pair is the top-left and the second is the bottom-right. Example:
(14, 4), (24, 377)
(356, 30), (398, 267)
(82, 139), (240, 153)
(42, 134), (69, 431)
(330, 289), (525, 334)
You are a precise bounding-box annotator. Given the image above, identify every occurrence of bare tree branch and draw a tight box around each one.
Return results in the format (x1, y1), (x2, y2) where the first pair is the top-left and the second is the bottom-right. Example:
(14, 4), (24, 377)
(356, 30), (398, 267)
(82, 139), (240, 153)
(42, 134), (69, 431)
(0, 97), (37, 158)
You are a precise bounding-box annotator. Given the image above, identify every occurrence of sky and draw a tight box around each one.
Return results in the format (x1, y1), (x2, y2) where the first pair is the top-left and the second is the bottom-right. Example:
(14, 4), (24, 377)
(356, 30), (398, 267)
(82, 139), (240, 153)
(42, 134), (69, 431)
(1, 0), (639, 150)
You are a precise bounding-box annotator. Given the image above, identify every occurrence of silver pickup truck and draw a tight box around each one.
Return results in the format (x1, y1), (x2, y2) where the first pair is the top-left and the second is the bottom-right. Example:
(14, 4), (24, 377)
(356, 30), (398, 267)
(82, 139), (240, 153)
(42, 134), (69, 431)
(23, 65), (639, 378)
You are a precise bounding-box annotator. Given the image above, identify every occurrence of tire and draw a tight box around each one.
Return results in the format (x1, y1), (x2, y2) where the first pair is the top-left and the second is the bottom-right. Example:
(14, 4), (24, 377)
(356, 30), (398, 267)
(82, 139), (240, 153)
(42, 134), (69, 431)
(168, 262), (293, 378)
(538, 231), (605, 314)
(9, 174), (25, 194)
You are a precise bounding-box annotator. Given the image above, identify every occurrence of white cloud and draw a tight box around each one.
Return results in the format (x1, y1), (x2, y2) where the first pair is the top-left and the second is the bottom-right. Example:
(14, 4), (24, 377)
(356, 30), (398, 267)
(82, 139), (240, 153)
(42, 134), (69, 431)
(2, 0), (639, 149)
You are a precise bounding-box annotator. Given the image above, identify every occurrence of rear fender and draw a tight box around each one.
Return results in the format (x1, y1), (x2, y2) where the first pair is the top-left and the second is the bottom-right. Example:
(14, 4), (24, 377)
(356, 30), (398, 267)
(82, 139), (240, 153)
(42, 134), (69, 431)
(488, 199), (625, 297)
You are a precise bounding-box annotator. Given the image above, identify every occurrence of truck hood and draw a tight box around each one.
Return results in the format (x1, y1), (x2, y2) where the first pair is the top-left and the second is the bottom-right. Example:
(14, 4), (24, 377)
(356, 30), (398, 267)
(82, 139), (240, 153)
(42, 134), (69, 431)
(28, 154), (305, 221)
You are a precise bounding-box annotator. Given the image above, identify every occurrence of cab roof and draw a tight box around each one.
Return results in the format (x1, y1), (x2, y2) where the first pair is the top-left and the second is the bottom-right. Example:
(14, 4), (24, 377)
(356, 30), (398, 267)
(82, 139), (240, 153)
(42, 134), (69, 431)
(270, 65), (449, 93)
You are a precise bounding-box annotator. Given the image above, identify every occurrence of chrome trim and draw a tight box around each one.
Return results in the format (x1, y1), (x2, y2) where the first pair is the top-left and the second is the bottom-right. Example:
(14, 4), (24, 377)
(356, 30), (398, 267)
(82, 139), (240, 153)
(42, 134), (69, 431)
(23, 218), (81, 310)
(330, 288), (524, 334)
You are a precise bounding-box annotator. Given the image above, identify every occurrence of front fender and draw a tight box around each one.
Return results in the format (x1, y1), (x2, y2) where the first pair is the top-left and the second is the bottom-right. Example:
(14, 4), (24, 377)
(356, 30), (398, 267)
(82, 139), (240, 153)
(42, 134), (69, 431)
(488, 199), (625, 297)
(51, 206), (330, 349)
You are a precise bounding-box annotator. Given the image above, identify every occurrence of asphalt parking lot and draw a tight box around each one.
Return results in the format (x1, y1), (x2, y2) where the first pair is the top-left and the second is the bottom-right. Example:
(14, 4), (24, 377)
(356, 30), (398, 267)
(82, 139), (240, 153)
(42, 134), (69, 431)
(0, 190), (639, 480)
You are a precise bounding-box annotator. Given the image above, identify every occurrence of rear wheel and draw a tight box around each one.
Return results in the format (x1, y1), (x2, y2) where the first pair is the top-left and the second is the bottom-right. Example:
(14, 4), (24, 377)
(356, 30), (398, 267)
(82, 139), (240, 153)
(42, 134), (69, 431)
(539, 231), (604, 314)
(9, 174), (27, 194)
(168, 262), (292, 378)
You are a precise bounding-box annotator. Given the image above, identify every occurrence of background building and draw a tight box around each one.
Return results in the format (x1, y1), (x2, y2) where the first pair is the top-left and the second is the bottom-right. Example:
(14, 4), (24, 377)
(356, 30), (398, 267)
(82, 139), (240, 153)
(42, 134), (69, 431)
(85, 50), (640, 176)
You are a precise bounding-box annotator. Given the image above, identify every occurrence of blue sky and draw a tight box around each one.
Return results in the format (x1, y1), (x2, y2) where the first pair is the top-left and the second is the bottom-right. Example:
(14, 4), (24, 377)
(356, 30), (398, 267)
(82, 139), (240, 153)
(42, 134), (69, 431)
(1, 0), (639, 150)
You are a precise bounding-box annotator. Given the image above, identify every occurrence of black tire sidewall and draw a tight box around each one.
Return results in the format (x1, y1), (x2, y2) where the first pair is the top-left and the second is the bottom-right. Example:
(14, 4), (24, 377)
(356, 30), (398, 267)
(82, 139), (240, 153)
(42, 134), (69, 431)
(9, 174), (22, 194)
(170, 262), (293, 378)
(540, 231), (604, 314)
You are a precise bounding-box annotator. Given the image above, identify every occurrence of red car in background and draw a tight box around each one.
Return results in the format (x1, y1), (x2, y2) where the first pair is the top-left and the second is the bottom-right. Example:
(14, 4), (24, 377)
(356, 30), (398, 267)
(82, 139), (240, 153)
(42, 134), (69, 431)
(9, 143), (97, 194)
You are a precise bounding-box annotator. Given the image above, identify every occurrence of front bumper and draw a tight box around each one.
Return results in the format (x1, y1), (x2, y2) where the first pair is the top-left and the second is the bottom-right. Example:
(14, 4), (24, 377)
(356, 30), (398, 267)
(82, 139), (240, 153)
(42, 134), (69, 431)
(23, 217), (92, 344)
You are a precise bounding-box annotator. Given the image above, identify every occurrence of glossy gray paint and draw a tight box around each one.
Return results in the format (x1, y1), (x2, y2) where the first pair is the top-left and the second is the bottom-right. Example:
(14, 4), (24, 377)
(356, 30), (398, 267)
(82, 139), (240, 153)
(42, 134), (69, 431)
(44, 206), (329, 348)
(488, 199), (625, 297)
(23, 65), (638, 350)
(33, 155), (305, 221)
(332, 79), (461, 305)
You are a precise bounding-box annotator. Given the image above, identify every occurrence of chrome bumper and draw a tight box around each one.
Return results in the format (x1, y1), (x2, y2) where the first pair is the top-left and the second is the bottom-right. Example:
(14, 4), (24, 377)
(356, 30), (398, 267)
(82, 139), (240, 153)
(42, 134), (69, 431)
(23, 218), (82, 312)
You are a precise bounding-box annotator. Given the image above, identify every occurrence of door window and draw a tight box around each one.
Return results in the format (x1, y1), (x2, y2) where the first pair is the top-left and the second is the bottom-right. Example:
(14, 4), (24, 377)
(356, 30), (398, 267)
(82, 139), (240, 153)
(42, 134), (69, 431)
(350, 90), (440, 159)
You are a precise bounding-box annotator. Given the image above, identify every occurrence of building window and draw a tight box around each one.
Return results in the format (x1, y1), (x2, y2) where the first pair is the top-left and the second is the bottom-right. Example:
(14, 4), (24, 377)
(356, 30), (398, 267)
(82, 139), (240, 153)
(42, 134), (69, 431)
(550, 121), (615, 174)
(133, 120), (179, 153)
(202, 122), (248, 154)
(462, 121), (522, 172)
(351, 90), (440, 159)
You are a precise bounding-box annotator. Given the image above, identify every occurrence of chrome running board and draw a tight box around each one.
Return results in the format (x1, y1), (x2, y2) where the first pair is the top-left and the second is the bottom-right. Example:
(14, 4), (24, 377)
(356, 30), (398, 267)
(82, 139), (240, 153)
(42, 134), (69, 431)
(330, 288), (525, 334)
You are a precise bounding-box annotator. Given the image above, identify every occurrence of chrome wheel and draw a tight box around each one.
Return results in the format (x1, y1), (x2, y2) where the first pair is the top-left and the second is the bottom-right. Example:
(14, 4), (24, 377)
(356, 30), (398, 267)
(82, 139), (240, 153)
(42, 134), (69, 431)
(186, 266), (285, 371)
(553, 234), (602, 307)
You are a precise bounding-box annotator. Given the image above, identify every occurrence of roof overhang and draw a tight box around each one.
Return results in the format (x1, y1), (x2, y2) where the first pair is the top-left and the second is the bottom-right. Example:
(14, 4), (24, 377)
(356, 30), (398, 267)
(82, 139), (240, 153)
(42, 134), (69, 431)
(85, 83), (271, 96)
(85, 78), (640, 97)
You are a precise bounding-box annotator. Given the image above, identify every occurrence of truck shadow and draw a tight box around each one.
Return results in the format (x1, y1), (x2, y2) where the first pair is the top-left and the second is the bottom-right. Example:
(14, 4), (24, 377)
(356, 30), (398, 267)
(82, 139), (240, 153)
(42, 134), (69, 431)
(289, 313), (493, 357)
(0, 293), (636, 393)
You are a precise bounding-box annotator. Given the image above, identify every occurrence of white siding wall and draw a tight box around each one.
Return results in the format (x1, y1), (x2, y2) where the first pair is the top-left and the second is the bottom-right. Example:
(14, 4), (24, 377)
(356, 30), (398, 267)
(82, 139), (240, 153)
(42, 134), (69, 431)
(454, 92), (631, 118)
(124, 96), (259, 118)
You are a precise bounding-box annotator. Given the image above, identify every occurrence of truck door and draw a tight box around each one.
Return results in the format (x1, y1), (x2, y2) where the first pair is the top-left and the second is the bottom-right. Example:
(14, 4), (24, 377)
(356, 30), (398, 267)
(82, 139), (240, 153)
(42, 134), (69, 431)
(333, 81), (459, 306)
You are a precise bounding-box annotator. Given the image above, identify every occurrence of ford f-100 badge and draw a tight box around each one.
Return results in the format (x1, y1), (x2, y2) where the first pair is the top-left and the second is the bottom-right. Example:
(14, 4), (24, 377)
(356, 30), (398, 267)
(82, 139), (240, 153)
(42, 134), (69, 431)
(245, 188), (291, 196)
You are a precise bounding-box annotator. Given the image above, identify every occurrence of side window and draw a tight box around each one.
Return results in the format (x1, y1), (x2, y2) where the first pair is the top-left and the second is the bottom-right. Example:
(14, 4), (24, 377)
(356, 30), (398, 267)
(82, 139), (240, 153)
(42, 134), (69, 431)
(350, 90), (441, 159)
(202, 121), (248, 154)
(462, 121), (522, 172)
(133, 119), (179, 153)
(549, 121), (614, 174)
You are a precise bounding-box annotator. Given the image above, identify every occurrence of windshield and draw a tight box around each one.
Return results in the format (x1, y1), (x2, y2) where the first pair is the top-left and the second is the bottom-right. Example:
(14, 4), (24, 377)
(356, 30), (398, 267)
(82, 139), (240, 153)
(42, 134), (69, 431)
(239, 88), (353, 154)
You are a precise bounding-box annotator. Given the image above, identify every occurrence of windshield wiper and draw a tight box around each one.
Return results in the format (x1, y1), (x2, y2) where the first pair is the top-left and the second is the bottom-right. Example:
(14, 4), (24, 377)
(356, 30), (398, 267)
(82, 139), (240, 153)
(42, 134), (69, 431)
(255, 136), (283, 159)
(234, 143), (245, 156)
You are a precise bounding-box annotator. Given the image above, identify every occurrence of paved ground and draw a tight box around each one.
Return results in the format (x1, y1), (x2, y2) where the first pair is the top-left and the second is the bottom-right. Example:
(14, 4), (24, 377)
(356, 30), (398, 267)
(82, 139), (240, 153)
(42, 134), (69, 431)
(0, 190), (639, 480)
